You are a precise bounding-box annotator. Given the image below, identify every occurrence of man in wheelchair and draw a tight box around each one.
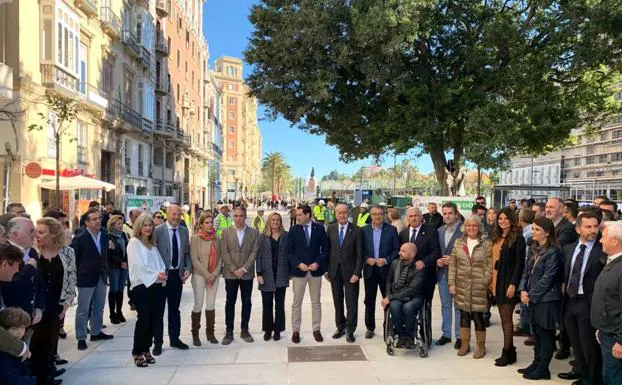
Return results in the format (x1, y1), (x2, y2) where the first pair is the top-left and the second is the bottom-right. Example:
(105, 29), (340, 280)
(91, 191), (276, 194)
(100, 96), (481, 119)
(381, 242), (426, 349)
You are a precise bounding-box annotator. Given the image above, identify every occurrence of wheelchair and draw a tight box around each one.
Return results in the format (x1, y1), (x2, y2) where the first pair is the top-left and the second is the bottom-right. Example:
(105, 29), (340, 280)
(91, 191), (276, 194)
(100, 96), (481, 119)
(383, 299), (431, 357)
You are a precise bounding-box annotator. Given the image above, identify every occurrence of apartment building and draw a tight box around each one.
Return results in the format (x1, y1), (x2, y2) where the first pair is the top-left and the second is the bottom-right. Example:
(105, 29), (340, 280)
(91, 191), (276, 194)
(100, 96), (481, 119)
(0, 0), (223, 218)
(212, 56), (262, 201)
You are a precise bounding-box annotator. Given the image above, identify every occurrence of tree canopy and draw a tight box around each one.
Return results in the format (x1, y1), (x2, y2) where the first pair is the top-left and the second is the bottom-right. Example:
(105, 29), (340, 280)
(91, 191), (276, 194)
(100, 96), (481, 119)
(262, 152), (293, 198)
(246, 0), (621, 195)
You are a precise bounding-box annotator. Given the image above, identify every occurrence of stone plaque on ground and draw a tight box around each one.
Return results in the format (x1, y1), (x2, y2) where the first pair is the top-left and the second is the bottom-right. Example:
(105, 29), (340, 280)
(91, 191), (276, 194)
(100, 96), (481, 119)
(288, 345), (367, 363)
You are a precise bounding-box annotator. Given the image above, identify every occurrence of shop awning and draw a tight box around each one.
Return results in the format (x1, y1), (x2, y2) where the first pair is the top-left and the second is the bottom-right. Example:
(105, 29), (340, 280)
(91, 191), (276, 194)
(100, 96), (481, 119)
(40, 176), (116, 192)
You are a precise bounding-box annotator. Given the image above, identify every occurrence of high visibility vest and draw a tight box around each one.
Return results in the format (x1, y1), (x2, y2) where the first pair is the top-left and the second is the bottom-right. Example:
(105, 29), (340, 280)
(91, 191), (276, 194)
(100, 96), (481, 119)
(357, 212), (370, 227)
(182, 212), (191, 228)
(313, 205), (326, 221)
(215, 214), (232, 238)
(254, 216), (265, 233)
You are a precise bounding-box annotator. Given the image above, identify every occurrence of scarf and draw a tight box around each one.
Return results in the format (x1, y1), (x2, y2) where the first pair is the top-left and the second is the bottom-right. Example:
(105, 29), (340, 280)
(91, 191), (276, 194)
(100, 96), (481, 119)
(109, 230), (126, 255)
(198, 229), (218, 275)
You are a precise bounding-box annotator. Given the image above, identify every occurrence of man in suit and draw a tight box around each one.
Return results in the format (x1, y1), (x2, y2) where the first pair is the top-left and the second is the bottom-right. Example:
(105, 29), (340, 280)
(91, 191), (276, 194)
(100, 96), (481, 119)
(220, 206), (259, 345)
(546, 197), (579, 359)
(399, 207), (441, 329)
(2, 217), (44, 329)
(558, 212), (604, 385)
(435, 202), (463, 349)
(0, 243), (31, 362)
(287, 205), (329, 343)
(71, 208), (112, 350)
(423, 202), (443, 229)
(326, 203), (364, 343)
(361, 205), (400, 339)
(154, 203), (192, 353)
(591, 221), (622, 384)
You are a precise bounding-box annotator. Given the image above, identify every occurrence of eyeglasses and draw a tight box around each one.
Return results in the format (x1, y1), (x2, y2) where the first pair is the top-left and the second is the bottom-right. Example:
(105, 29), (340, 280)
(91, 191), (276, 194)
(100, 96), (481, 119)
(154, 216), (163, 219)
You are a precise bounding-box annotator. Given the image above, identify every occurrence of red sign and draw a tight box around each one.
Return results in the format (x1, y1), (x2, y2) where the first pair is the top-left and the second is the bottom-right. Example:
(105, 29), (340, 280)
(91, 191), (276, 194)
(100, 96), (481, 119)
(24, 163), (42, 179)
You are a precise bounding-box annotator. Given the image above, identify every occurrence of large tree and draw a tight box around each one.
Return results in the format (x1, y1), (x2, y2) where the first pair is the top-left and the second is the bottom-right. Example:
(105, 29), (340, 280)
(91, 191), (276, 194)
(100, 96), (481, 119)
(246, 0), (621, 195)
(262, 152), (292, 199)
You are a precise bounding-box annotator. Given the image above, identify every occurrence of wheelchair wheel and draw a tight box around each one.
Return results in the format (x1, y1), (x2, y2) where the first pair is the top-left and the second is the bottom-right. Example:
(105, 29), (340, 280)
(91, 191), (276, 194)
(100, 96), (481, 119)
(383, 308), (392, 343)
(387, 346), (394, 356)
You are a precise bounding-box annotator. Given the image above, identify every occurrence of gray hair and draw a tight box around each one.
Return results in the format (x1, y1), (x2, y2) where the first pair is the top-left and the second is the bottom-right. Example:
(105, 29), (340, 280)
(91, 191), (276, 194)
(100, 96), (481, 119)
(603, 221), (622, 243)
(407, 207), (422, 216)
(6, 217), (32, 238)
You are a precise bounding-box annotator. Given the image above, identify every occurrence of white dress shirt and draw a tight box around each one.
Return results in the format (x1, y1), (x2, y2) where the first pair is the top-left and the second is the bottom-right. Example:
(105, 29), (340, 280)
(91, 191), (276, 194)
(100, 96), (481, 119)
(409, 225), (422, 242)
(166, 222), (181, 269)
(569, 239), (595, 295)
(127, 238), (166, 290)
(236, 226), (247, 247)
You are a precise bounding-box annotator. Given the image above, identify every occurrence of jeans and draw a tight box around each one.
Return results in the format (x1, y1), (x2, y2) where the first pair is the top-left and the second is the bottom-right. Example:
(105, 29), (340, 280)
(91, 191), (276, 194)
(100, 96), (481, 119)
(224, 279), (253, 331)
(75, 277), (106, 340)
(390, 297), (423, 337)
(599, 332), (622, 384)
(108, 269), (128, 293)
(437, 268), (461, 339)
(131, 283), (166, 356)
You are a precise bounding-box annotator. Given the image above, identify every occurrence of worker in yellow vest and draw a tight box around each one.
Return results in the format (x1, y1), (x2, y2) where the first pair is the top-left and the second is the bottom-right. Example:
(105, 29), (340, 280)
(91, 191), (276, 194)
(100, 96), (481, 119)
(357, 203), (371, 227)
(181, 204), (191, 229)
(313, 200), (326, 225)
(215, 205), (233, 238)
(254, 207), (266, 233)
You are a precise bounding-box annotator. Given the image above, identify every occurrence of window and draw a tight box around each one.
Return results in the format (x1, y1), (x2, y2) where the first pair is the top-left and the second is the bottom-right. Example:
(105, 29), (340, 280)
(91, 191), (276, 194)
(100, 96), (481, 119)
(599, 154), (608, 163)
(176, 84), (180, 102)
(586, 145), (594, 155)
(228, 169), (235, 176)
(176, 50), (180, 69)
(613, 130), (622, 139)
(229, 97), (235, 105)
(229, 126), (235, 133)
(186, 31), (190, 48)
(41, 19), (53, 61)
(102, 59), (113, 98)
(138, 144), (144, 177)
(574, 157), (581, 166)
(185, 61), (187, 75)
(125, 140), (131, 175)
(178, 17), (182, 33)
(601, 132), (608, 141)
(572, 172), (581, 179)
(78, 42), (87, 95)
(192, 42), (194, 57)
(227, 83), (234, 91)
(77, 120), (87, 163)
(229, 141), (234, 149)
(165, 184), (173, 197)
(229, 111), (234, 120)
(586, 156), (595, 165)
(168, 37), (171, 53)
(596, 171), (604, 177)
(154, 146), (163, 166)
(614, 152), (622, 162)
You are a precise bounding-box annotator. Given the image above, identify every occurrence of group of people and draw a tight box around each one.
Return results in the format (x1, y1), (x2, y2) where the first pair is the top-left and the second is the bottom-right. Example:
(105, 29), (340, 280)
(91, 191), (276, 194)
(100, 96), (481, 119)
(1, 195), (621, 385)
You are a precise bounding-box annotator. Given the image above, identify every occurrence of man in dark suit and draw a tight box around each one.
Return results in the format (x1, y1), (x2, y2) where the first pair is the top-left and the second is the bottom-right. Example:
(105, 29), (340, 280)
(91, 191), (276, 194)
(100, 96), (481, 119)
(558, 212), (604, 385)
(287, 205), (329, 344)
(326, 203), (364, 343)
(423, 202), (443, 229)
(71, 208), (112, 350)
(399, 207), (441, 332)
(361, 205), (400, 339)
(154, 203), (192, 353)
(435, 202), (463, 349)
(546, 197), (579, 359)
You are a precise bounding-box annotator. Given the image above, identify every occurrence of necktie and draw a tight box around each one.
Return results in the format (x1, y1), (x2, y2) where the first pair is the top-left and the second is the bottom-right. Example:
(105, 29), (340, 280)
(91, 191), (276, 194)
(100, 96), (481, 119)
(305, 225), (310, 246)
(410, 228), (417, 243)
(171, 228), (179, 269)
(567, 244), (587, 298)
(339, 225), (345, 247)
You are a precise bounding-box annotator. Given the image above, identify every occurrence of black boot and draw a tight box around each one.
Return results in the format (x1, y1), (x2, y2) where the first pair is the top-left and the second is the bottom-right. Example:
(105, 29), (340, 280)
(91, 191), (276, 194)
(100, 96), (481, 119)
(116, 292), (126, 322)
(109, 293), (119, 324)
(495, 346), (517, 366)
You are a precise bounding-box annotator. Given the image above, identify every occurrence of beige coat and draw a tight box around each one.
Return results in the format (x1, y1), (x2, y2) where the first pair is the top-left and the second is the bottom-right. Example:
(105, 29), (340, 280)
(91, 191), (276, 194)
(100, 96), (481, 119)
(220, 226), (259, 280)
(448, 236), (493, 313)
(190, 235), (222, 280)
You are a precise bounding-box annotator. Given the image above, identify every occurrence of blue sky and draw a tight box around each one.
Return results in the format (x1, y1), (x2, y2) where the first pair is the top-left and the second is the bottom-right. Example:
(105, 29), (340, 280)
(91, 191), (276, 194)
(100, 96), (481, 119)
(202, 1), (434, 179)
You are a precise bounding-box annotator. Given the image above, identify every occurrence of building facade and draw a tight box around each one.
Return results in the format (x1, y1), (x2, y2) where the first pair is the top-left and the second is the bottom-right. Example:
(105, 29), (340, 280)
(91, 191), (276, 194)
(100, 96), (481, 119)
(212, 56), (262, 201)
(0, 0), (223, 220)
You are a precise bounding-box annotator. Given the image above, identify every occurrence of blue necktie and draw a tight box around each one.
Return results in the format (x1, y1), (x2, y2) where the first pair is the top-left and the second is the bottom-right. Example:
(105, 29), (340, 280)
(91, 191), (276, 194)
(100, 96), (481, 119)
(567, 244), (587, 298)
(305, 225), (310, 246)
(339, 225), (345, 247)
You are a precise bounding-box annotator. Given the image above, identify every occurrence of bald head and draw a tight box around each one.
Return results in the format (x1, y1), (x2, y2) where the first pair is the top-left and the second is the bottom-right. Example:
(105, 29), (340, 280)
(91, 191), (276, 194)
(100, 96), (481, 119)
(399, 242), (417, 261)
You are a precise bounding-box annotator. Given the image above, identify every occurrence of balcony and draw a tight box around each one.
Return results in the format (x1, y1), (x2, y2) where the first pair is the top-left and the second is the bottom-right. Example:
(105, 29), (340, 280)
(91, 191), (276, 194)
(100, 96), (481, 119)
(178, 131), (191, 147)
(122, 29), (141, 58)
(142, 118), (153, 133)
(40, 64), (80, 98)
(156, 0), (170, 17)
(80, 83), (108, 113)
(139, 46), (152, 69)
(0, 63), (13, 101)
(100, 7), (121, 40)
(155, 76), (169, 95)
(155, 119), (176, 137)
(117, 99), (142, 130)
(155, 34), (169, 57)
(75, 0), (98, 17)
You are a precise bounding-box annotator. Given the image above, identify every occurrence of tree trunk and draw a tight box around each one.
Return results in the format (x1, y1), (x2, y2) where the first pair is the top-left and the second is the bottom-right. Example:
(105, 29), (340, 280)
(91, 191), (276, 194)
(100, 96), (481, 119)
(477, 166), (481, 196)
(55, 133), (61, 208)
(429, 146), (465, 197)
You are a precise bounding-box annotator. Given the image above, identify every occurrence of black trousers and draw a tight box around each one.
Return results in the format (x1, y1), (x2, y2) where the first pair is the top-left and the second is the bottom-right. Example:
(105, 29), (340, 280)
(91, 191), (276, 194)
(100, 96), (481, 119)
(330, 266), (360, 333)
(225, 279), (253, 331)
(364, 266), (386, 331)
(30, 314), (59, 385)
(161, 270), (182, 345)
(564, 297), (603, 385)
(261, 287), (286, 333)
(132, 283), (166, 355)
(532, 324), (556, 375)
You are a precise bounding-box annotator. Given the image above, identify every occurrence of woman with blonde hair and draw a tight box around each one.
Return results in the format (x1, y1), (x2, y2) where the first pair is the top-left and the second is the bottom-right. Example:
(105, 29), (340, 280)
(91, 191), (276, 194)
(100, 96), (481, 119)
(107, 214), (129, 324)
(256, 212), (289, 341)
(448, 215), (492, 359)
(127, 214), (167, 368)
(190, 212), (222, 346)
(31, 217), (76, 384)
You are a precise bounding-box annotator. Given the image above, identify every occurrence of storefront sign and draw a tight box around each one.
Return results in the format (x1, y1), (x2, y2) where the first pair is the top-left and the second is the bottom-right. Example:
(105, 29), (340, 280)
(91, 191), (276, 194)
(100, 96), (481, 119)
(24, 163), (42, 179)
(125, 195), (175, 218)
(411, 196), (477, 215)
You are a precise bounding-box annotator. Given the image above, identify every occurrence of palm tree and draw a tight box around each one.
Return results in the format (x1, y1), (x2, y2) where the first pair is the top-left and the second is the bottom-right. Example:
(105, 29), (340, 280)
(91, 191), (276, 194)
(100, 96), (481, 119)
(262, 152), (291, 199)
